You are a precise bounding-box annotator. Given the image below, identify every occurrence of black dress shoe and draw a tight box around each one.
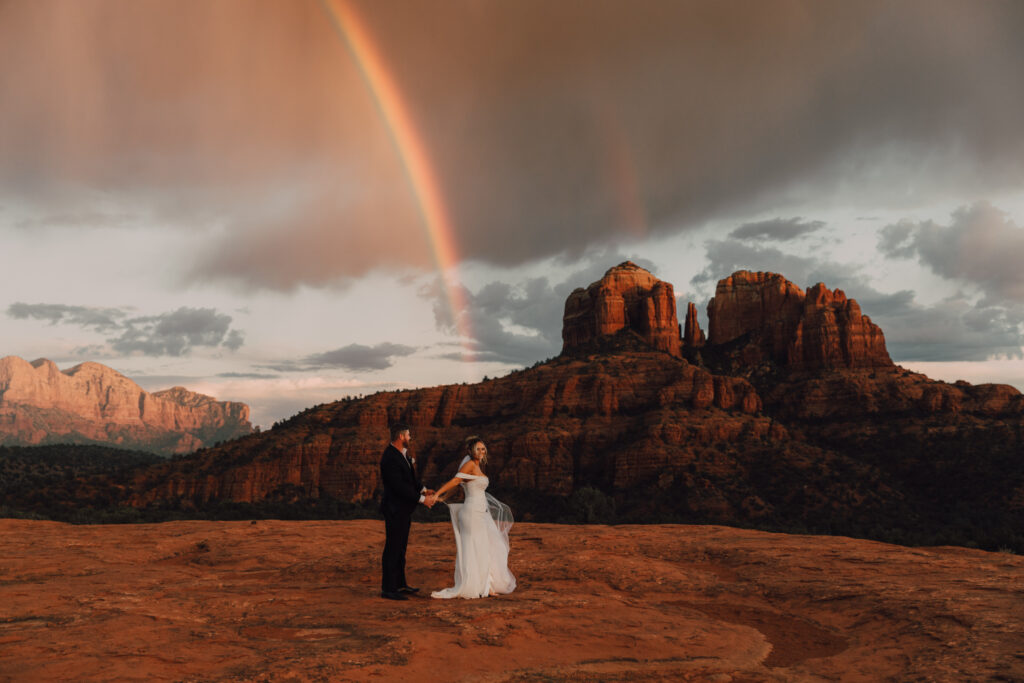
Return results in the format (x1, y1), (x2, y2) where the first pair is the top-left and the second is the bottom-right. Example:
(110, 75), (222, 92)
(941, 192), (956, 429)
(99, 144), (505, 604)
(397, 586), (419, 593)
(380, 590), (408, 601)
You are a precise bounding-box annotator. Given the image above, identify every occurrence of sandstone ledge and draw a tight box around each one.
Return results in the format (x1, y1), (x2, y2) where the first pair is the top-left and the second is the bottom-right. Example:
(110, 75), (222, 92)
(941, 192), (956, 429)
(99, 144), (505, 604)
(1, 519), (1020, 682)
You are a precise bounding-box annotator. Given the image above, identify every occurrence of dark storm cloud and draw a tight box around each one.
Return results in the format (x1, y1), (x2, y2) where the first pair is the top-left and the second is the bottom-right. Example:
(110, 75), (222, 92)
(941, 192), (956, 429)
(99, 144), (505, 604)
(328, 0), (1024, 270)
(185, 174), (429, 291)
(222, 329), (245, 351)
(878, 202), (1024, 305)
(728, 218), (825, 242)
(7, 303), (127, 332)
(305, 343), (416, 371)
(875, 202), (1024, 359)
(267, 343), (417, 373)
(421, 278), (561, 365)
(6, 303), (244, 357)
(423, 251), (658, 365)
(868, 293), (1023, 362)
(4, 2), (1024, 289)
(109, 308), (243, 356)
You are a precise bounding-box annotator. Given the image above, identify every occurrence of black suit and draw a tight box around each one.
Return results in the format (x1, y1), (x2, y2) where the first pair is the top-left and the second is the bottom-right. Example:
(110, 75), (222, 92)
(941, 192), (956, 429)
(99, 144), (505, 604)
(380, 443), (422, 593)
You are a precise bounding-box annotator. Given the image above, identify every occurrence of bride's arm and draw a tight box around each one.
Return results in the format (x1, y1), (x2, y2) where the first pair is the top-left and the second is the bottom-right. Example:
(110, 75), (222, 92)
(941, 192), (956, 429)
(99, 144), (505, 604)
(432, 476), (461, 501)
(428, 462), (478, 503)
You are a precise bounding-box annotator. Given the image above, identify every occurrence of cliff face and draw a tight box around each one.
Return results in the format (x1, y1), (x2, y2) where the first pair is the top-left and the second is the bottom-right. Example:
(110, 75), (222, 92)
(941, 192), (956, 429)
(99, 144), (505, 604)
(562, 261), (682, 357)
(0, 356), (252, 455)
(707, 271), (805, 352)
(132, 351), (767, 506)
(706, 271), (893, 371)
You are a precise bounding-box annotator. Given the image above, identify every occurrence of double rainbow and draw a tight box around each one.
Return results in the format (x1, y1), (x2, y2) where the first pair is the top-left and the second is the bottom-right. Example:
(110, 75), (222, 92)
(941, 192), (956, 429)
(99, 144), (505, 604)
(320, 0), (475, 358)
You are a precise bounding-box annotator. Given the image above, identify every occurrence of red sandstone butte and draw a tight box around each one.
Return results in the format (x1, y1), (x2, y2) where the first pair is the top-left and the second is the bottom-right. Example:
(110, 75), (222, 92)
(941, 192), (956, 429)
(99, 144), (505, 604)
(0, 356), (252, 454)
(562, 261), (682, 357)
(707, 271), (892, 371)
(1, 518), (1021, 682)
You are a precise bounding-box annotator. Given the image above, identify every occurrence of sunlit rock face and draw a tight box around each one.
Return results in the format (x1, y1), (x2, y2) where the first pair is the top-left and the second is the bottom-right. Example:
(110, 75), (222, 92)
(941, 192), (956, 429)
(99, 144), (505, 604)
(787, 282), (892, 371)
(0, 356), (252, 454)
(708, 271), (805, 353)
(562, 261), (683, 358)
(707, 270), (893, 371)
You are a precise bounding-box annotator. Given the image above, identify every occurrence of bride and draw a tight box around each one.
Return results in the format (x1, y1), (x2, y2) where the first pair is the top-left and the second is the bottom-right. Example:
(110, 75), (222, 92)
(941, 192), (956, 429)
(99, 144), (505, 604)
(426, 436), (516, 599)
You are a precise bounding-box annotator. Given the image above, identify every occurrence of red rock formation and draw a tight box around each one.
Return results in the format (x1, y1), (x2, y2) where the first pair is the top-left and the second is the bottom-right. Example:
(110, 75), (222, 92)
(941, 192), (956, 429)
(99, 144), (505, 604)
(0, 356), (252, 454)
(708, 271), (804, 351)
(763, 367), (1024, 420)
(131, 350), (766, 506)
(787, 283), (892, 370)
(683, 301), (706, 348)
(707, 271), (892, 371)
(562, 261), (682, 357)
(564, 267), (890, 372)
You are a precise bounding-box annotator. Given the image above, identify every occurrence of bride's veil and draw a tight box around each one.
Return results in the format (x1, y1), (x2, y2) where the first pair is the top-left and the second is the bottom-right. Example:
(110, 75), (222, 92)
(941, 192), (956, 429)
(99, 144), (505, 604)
(449, 455), (514, 540)
(486, 492), (514, 540)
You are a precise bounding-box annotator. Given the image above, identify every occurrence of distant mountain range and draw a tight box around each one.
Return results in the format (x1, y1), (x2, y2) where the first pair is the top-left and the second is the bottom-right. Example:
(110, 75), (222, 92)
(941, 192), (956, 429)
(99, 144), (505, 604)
(0, 356), (253, 455)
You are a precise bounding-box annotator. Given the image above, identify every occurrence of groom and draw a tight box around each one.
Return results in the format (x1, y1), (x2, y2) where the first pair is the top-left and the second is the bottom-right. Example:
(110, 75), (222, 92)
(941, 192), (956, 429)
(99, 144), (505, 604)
(379, 422), (433, 600)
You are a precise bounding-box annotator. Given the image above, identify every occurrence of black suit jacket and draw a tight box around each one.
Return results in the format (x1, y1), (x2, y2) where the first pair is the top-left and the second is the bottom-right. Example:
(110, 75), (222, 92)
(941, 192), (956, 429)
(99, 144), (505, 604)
(379, 444), (422, 518)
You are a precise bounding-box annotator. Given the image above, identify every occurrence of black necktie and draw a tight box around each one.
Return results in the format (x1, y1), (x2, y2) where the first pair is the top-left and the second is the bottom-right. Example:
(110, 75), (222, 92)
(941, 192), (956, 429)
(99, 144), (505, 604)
(406, 455), (415, 476)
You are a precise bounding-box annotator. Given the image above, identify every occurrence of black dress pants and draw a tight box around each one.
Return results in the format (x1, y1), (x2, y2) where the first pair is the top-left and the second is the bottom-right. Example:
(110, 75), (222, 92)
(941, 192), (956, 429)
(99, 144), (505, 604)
(381, 511), (412, 592)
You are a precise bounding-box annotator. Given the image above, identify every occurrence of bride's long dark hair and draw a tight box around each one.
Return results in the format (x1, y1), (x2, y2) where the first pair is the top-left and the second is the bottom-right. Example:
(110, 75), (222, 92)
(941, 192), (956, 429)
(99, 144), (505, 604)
(464, 435), (486, 464)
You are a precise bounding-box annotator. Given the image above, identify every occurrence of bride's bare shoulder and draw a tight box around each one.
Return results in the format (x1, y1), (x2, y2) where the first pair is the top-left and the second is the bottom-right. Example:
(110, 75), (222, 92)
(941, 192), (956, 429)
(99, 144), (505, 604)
(459, 460), (483, 475)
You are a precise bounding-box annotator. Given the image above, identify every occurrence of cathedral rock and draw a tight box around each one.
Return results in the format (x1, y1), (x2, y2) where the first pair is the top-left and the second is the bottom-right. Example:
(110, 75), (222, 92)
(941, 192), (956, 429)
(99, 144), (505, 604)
(561, 264), (892, 372)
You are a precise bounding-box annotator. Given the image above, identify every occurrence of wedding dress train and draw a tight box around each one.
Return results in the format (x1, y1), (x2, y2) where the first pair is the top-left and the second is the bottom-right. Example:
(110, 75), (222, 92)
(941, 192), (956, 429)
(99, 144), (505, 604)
(431, 472), (516, 599)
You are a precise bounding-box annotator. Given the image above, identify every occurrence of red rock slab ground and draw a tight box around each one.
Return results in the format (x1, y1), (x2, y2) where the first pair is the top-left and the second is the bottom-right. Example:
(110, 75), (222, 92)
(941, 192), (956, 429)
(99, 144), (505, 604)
(0, 519), (1021, 682)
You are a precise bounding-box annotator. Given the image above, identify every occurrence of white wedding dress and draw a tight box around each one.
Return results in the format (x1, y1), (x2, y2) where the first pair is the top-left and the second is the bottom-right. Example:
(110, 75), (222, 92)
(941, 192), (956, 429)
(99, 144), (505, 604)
(431, 469), (516, 599)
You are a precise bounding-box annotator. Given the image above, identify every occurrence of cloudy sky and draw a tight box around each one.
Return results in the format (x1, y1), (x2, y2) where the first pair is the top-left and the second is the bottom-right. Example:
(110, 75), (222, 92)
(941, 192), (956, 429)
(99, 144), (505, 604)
(3, 0), (1024, 427)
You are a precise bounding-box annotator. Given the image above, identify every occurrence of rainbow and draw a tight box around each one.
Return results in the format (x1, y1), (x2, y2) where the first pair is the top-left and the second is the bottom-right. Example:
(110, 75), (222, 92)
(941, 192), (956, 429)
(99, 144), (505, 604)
(319, 0), (475, 359)
(595, 101), (647, 239)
